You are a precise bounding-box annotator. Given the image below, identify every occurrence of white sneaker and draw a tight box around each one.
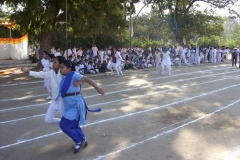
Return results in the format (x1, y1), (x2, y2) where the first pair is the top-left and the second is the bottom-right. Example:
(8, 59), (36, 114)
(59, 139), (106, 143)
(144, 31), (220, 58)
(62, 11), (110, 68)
(46, 96), (52, 100)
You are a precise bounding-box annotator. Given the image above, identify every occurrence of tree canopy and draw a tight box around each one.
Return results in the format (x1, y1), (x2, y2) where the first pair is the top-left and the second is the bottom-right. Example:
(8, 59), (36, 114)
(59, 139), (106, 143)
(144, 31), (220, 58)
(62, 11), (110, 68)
(0, 0), (239, 52)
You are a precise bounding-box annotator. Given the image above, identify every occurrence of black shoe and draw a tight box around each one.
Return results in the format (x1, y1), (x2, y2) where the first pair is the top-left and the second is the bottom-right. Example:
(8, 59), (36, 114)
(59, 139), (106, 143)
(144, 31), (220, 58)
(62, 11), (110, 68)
(73, 140), (88, 154)
(81, 140), (88, 148)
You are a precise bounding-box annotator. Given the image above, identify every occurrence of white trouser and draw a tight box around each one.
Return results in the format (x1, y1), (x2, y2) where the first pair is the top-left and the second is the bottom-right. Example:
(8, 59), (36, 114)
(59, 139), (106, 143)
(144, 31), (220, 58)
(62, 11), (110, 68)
(89, 69), (98, 73)
(212, 53), (216, 63)
(161, 64), (171, 75)
(156, 60), (161, 68)
(108, 63), (115, 74)
(226, 53), (229, 60)
(155, 60), (161, 73)
(217, 53), (221, 62)
(180, 54), (187, 64)
(209, 53), (212, 63)
(147, 64), (152, 68)
(114, 62), (123, 76)
(190, 54), (195, 64)
(45, 99), (64, 124)
(43, 68), (51, 93)
(100, 52), (104, 63)
(205, 53), (209, 62)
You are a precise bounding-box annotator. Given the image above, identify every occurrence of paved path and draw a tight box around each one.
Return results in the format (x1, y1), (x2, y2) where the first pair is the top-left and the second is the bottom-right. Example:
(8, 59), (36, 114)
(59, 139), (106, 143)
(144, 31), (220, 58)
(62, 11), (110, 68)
(0, 64), (240, 160)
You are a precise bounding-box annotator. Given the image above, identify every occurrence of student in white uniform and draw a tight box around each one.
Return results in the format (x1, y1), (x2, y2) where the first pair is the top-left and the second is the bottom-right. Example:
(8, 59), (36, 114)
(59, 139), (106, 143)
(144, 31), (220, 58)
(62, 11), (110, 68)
(21, 56), (82, 124)
(161, 48), (171, 75)
(212, 47), (217, 63)
(35, 46), (40, 59)
(179, 45), (187, 65)
(54, 47), (61, 57)
(92, 44), (98, 57)
(77, 47), (83, 57)
(209, 48), (213, 63)
(115, 48), (124, 76)
(51, 46), (56, 54)
(222, 47), (228, 61)
(72, 46), (77, 59)
(40, 51), (52, 100)
(190, 48), (195, 64)
(154, 49), (161, 73)
(217, 47), (222, 62)
(99, 49), (104, 63)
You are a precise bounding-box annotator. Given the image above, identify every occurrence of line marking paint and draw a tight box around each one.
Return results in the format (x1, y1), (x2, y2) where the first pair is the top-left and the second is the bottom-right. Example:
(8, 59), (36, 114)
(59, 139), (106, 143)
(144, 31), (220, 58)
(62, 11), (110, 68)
(0, 74), (239, 128)
(0, 66), (233, 88)
(93, 98), (240, 160)
(0, 114), (45, 124)
(1, 69), (239, 103)
(0, 102), (51, 112)
(0, 83), (239, 149)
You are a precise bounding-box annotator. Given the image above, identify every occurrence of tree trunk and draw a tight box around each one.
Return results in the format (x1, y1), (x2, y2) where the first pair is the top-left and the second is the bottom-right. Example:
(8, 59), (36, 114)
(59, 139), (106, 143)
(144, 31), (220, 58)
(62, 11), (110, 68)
(176, 35), (184, 45)
(37, 31), (53, 68)
(92, 35), (98, 45)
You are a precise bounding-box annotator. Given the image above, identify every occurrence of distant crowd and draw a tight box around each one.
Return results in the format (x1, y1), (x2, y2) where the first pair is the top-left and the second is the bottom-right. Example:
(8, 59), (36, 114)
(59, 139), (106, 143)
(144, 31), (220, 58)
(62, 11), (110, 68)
(33, 44), (240, 74)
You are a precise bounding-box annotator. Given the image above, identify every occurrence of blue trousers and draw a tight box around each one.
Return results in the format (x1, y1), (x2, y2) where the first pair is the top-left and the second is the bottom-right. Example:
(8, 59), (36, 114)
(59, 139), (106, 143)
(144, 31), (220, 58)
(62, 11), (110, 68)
(60, 117), (85, 143)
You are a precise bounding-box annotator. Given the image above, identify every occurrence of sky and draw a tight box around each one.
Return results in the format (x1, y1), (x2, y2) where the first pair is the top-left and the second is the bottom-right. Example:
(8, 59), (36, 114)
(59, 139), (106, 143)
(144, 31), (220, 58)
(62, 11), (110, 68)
(134, 1), (240, 17)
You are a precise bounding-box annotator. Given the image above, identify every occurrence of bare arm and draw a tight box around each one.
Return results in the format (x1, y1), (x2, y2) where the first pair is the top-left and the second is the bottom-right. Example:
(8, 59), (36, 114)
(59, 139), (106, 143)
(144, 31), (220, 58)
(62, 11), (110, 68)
(81, 76), (105, 95)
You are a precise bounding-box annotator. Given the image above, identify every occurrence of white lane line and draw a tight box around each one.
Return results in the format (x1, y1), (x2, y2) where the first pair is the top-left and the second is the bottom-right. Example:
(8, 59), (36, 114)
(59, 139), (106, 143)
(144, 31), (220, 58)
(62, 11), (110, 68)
(0, 114), (45, 124)
(1, 86), (43, 93)
(0, 94), (48, 102)
(1, 69), (239, 102)
(2, 75), (238, 124)
(0, 66), (232, 88)
(0, 83), (239, 149)
(85, 70), (240, 99)
(0, 102), (51, 112)
(0, 68), (239, 112)
(0, 80), (43, 87)
(93, 98), (240, 160)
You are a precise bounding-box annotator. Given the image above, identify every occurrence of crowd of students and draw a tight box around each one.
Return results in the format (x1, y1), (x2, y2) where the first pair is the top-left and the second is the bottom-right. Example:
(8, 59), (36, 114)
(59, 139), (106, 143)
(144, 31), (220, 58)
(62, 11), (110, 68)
(45, 44), (240, 75)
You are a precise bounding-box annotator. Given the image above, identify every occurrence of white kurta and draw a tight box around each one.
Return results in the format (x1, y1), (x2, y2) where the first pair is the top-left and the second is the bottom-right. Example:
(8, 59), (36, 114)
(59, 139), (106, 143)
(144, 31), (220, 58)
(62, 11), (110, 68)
(161, 51), (171, 67)
(92, 47), (98, 57)
(29, 70), (64, 123)
(115, 51), (124, 76)
(54, 52), (61, 57)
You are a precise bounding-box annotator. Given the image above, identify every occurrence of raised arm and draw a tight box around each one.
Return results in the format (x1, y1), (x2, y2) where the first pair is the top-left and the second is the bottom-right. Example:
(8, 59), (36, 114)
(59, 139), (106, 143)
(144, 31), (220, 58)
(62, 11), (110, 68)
(21, 67), (51, 79)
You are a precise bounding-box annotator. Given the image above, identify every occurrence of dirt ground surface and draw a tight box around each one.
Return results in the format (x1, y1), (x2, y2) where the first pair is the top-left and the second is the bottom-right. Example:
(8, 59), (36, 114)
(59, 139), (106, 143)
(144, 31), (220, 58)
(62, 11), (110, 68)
(0, 63), (240, 160)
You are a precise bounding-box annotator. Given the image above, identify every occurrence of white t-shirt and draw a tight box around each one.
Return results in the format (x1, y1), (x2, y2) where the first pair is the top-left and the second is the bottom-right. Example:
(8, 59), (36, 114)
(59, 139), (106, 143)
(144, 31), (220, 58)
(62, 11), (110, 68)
(54, 52), (61, 57)
(92, 47), (98, 57)
(115, 51), (124, 63)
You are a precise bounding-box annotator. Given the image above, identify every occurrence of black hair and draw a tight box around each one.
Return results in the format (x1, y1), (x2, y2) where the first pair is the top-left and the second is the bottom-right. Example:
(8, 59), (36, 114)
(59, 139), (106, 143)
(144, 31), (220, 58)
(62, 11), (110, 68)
(43, 51), (49, 55)
(55, 56), (65, 64)
(62, 60), (75, 71)
(48, 54), (55, 59)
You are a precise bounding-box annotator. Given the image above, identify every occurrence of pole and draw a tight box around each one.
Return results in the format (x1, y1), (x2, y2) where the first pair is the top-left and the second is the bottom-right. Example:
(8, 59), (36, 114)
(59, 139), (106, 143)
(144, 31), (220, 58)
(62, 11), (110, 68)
(130, 1), (132, 54)
(66, 0), (68, 60)
(10, 28), (11, 38)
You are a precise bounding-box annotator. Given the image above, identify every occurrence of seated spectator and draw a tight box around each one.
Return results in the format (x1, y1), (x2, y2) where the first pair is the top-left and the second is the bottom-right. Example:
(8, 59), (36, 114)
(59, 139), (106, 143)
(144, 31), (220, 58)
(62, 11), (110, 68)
(99, 60), (107, 73)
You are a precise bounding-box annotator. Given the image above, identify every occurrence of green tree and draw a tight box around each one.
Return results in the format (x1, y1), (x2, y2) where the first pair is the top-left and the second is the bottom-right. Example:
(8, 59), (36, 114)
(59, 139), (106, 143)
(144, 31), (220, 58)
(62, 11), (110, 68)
(138, 0), (238, 44)
(1, 0), (139, 58)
